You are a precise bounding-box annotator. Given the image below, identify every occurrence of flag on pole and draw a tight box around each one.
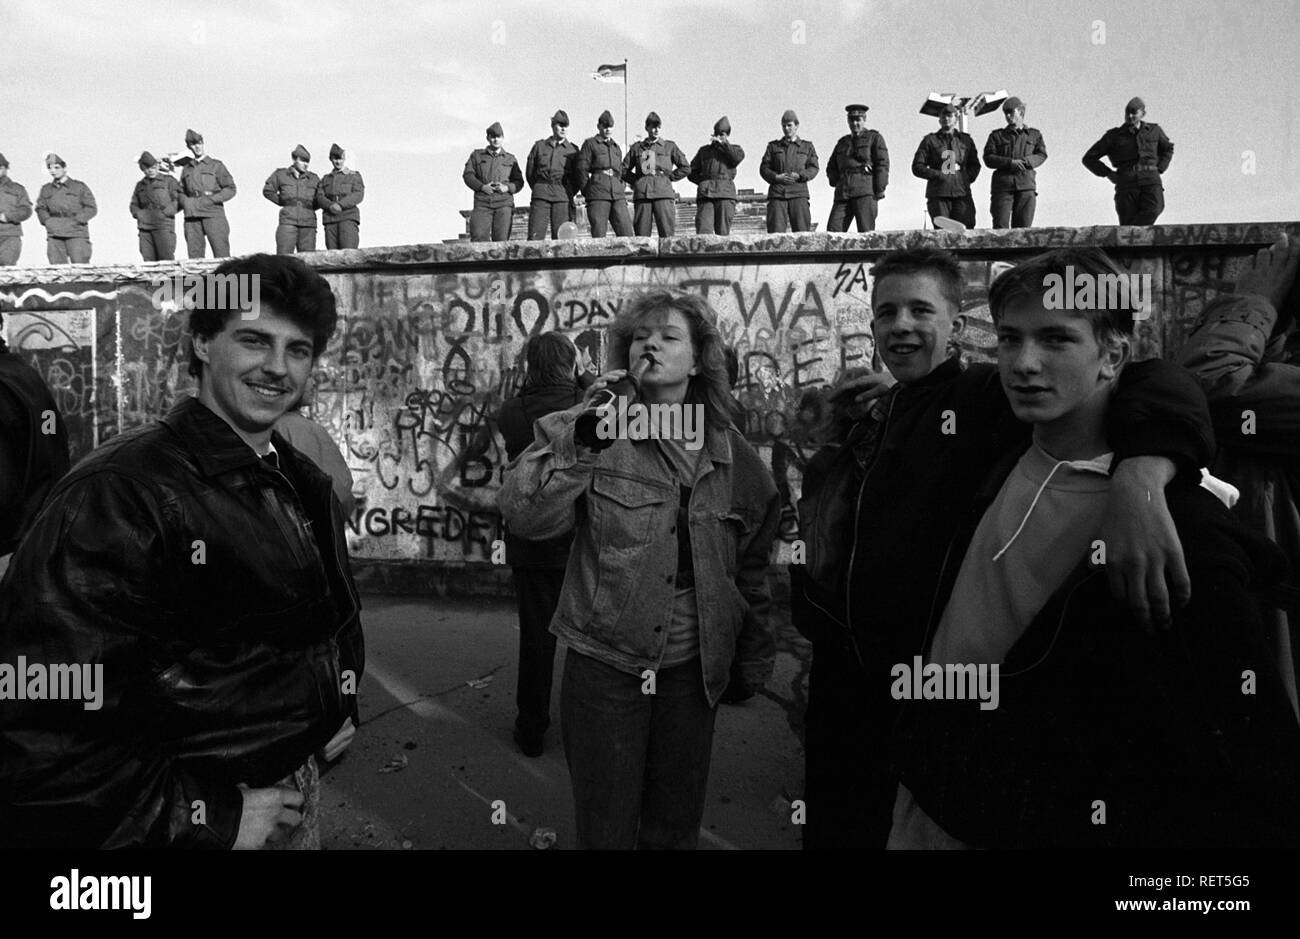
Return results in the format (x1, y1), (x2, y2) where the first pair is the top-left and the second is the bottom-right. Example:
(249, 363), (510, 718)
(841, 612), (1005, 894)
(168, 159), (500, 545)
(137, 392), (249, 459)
(590, 63), (626, 84)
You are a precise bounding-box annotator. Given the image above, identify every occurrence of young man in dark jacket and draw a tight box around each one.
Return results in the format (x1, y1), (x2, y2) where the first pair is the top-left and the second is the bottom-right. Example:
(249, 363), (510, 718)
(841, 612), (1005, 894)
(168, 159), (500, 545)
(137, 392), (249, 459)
(796, 246), (1213, 849)
(0, 254), (363, 849)
(495, 333), (586, 755)
(890, 248), (1300, 848)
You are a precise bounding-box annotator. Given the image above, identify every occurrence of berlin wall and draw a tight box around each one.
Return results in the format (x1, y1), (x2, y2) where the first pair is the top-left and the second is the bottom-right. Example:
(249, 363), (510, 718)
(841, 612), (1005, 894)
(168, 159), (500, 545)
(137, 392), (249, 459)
(3, 222), (1296, 590)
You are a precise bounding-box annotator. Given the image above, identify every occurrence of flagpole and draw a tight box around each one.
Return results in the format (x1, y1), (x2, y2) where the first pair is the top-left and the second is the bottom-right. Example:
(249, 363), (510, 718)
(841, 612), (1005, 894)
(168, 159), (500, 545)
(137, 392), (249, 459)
(623, 58), (628, 155)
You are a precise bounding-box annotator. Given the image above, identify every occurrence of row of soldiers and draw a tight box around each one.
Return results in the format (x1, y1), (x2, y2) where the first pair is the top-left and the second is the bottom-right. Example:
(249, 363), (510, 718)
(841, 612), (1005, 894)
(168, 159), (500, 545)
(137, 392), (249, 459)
(0, 129), (365, 266)
(463, 95), (1174, 240)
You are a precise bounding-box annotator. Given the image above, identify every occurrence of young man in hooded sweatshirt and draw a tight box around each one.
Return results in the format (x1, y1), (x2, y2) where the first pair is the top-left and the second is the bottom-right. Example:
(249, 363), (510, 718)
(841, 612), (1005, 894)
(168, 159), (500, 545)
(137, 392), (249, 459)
(889, 248), (1300, 849)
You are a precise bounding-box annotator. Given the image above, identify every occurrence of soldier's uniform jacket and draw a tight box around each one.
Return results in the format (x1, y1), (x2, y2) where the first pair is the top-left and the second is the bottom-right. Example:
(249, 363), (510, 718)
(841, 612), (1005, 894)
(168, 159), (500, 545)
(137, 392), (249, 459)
(1082, 123), (1174, 191)
(129, 175), (180, 231)
(0, 177), (33, 238)
(180, 156), (236, 218)
(983, 126), (1048, 192)
(576, 136), (629, 202)
(35, 178), (97, 238)
(622, 137), (689, 201)
(526, 137), (579, 203)
(263, 167), (321, 227)
(687, 140), (745, 200)
(912, 130), (980, 198)
(760, 137), (819, 198)
(315, 169), (365, 224)
(827, 130), (889, 200)
(462, 147), (524, 210)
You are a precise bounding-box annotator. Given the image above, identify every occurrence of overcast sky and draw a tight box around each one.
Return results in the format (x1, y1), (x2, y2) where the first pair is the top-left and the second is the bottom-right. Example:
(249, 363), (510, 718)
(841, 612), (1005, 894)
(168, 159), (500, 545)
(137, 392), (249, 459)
(1, 0), (1296, 265)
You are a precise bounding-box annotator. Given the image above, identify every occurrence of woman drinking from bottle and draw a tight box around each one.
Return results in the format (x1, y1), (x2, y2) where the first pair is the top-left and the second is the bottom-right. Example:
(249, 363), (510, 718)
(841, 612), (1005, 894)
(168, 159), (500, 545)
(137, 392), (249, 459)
(499, 288), (780, 849)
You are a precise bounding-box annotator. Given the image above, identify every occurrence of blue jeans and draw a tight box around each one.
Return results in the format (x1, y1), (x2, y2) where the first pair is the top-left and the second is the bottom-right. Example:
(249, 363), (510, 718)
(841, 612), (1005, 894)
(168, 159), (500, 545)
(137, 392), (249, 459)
(560, 649), (717, 849)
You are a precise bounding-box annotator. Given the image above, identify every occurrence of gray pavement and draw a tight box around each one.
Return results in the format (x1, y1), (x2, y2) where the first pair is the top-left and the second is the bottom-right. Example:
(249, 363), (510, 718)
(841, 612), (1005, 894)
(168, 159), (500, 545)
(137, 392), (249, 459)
(320, 594), (811, 850)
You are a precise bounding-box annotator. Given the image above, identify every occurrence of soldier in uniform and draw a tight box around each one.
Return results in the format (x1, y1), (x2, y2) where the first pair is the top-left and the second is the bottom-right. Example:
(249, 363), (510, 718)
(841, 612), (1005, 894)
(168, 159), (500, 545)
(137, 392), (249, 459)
(623, 112), (689, 237)
(983, 96), (1048, 229)
(129, 151), (180, 262)
(179, 129), (237, 258)
(826, 103), (889, 232)
(576, 111), (633, 238)
(463, 122), (524, 243)
(759, 110), (819, 233)
(687, 117), (745, 236)
(263, 145), (321, 254)
(1083, 97), (1175, 225)
(0, 154), (33, 267)
(912, 104), (980, 229)
(525, 110), (579, 240)
(35, 154), (97, 265)
(315, 144), (365, 250)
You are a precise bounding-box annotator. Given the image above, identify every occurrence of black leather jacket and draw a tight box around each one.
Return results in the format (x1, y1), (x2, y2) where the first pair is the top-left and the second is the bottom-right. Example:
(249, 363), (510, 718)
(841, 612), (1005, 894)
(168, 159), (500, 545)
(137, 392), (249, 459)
(0, 396), (364, 849)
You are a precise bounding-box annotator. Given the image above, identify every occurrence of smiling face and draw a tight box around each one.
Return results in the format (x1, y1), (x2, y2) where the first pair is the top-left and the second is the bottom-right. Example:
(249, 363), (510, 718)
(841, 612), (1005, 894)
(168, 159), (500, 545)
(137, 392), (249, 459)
(996, 296), (1128, 453)
(629, 309), (699, 403)
(848, 113), (867, 134)
(192, 304), (315, 448)
(871, 271), (962, 384)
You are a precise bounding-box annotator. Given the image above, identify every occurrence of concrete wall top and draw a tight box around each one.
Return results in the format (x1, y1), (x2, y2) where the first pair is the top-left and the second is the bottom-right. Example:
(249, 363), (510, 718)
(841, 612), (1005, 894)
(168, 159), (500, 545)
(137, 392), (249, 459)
(1, 221), (1292, 285)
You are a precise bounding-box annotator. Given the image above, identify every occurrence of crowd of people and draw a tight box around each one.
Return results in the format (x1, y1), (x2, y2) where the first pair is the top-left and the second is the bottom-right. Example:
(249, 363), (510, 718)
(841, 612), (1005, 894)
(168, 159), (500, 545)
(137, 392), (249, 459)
(2, 228), (1298, 850)
(0, 95), (1174, 267)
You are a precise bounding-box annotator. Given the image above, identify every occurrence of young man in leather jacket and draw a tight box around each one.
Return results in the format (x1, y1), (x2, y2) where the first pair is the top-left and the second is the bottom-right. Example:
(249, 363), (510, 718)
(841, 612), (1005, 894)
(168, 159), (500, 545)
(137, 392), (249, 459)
(0, 253), (363, 849)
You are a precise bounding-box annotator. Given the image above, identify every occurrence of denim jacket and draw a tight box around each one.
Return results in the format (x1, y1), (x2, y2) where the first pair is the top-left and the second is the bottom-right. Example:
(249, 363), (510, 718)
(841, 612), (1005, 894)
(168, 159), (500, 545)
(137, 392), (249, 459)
(498, 402), (781, 706)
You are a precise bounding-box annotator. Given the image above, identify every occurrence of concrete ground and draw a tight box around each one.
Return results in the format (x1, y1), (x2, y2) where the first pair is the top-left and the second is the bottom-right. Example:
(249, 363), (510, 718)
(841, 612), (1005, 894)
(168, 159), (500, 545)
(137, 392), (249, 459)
(320, 594), (811, 850)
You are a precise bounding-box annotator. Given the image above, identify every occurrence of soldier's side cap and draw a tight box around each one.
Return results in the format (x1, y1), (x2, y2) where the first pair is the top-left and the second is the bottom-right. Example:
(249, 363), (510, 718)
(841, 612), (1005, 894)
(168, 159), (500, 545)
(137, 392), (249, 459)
(0, 153), (8, 168)
(781, 109), (799, 124)
(940, 104), (959, 116)
(185, 128), (203, 145)
(292, 144), (311, 161)
(45, 152), (64, 166)
(598, 110), (615, 128)
(845, 103), (869, 114)
(138, 151), (157, 168)
(713, 116), (731, 134)
(1126, 96), (1146, 112)
(329, 143), (345, 159)
(1003, 96), (1024, 111)
(551, 109), (569, 126)
(487, 121), (504, 137)
(645, 111), (661, 128)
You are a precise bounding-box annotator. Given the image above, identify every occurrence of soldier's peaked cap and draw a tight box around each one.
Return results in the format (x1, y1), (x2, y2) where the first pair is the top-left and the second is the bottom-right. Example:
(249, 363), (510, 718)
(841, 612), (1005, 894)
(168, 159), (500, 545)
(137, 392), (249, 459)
(845, 103), (869, 114)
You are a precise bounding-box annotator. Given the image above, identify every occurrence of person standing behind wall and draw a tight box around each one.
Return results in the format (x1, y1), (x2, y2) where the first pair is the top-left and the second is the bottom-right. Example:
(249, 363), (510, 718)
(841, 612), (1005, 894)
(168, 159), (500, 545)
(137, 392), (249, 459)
(463, 122), (524, 243)
(496, 333), (586, 757)
(179, 129), (237, 258)
(0, 154), (33, 267)
(1082, 97), (1174, 226)
(982, 96), (1047, 229)
(316, 144), (365, 251)
(36, 154), (96, 264)
(688, 116), (745, 236)
(912, 105), (980, 229)
(760, 110), (819, 233)
(526, 111), (579, 240)
(576, 111), (633, 238)
(826, 103), (889, 233)
(264, 145), (321, 254)
(130, 151), (180, 261)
